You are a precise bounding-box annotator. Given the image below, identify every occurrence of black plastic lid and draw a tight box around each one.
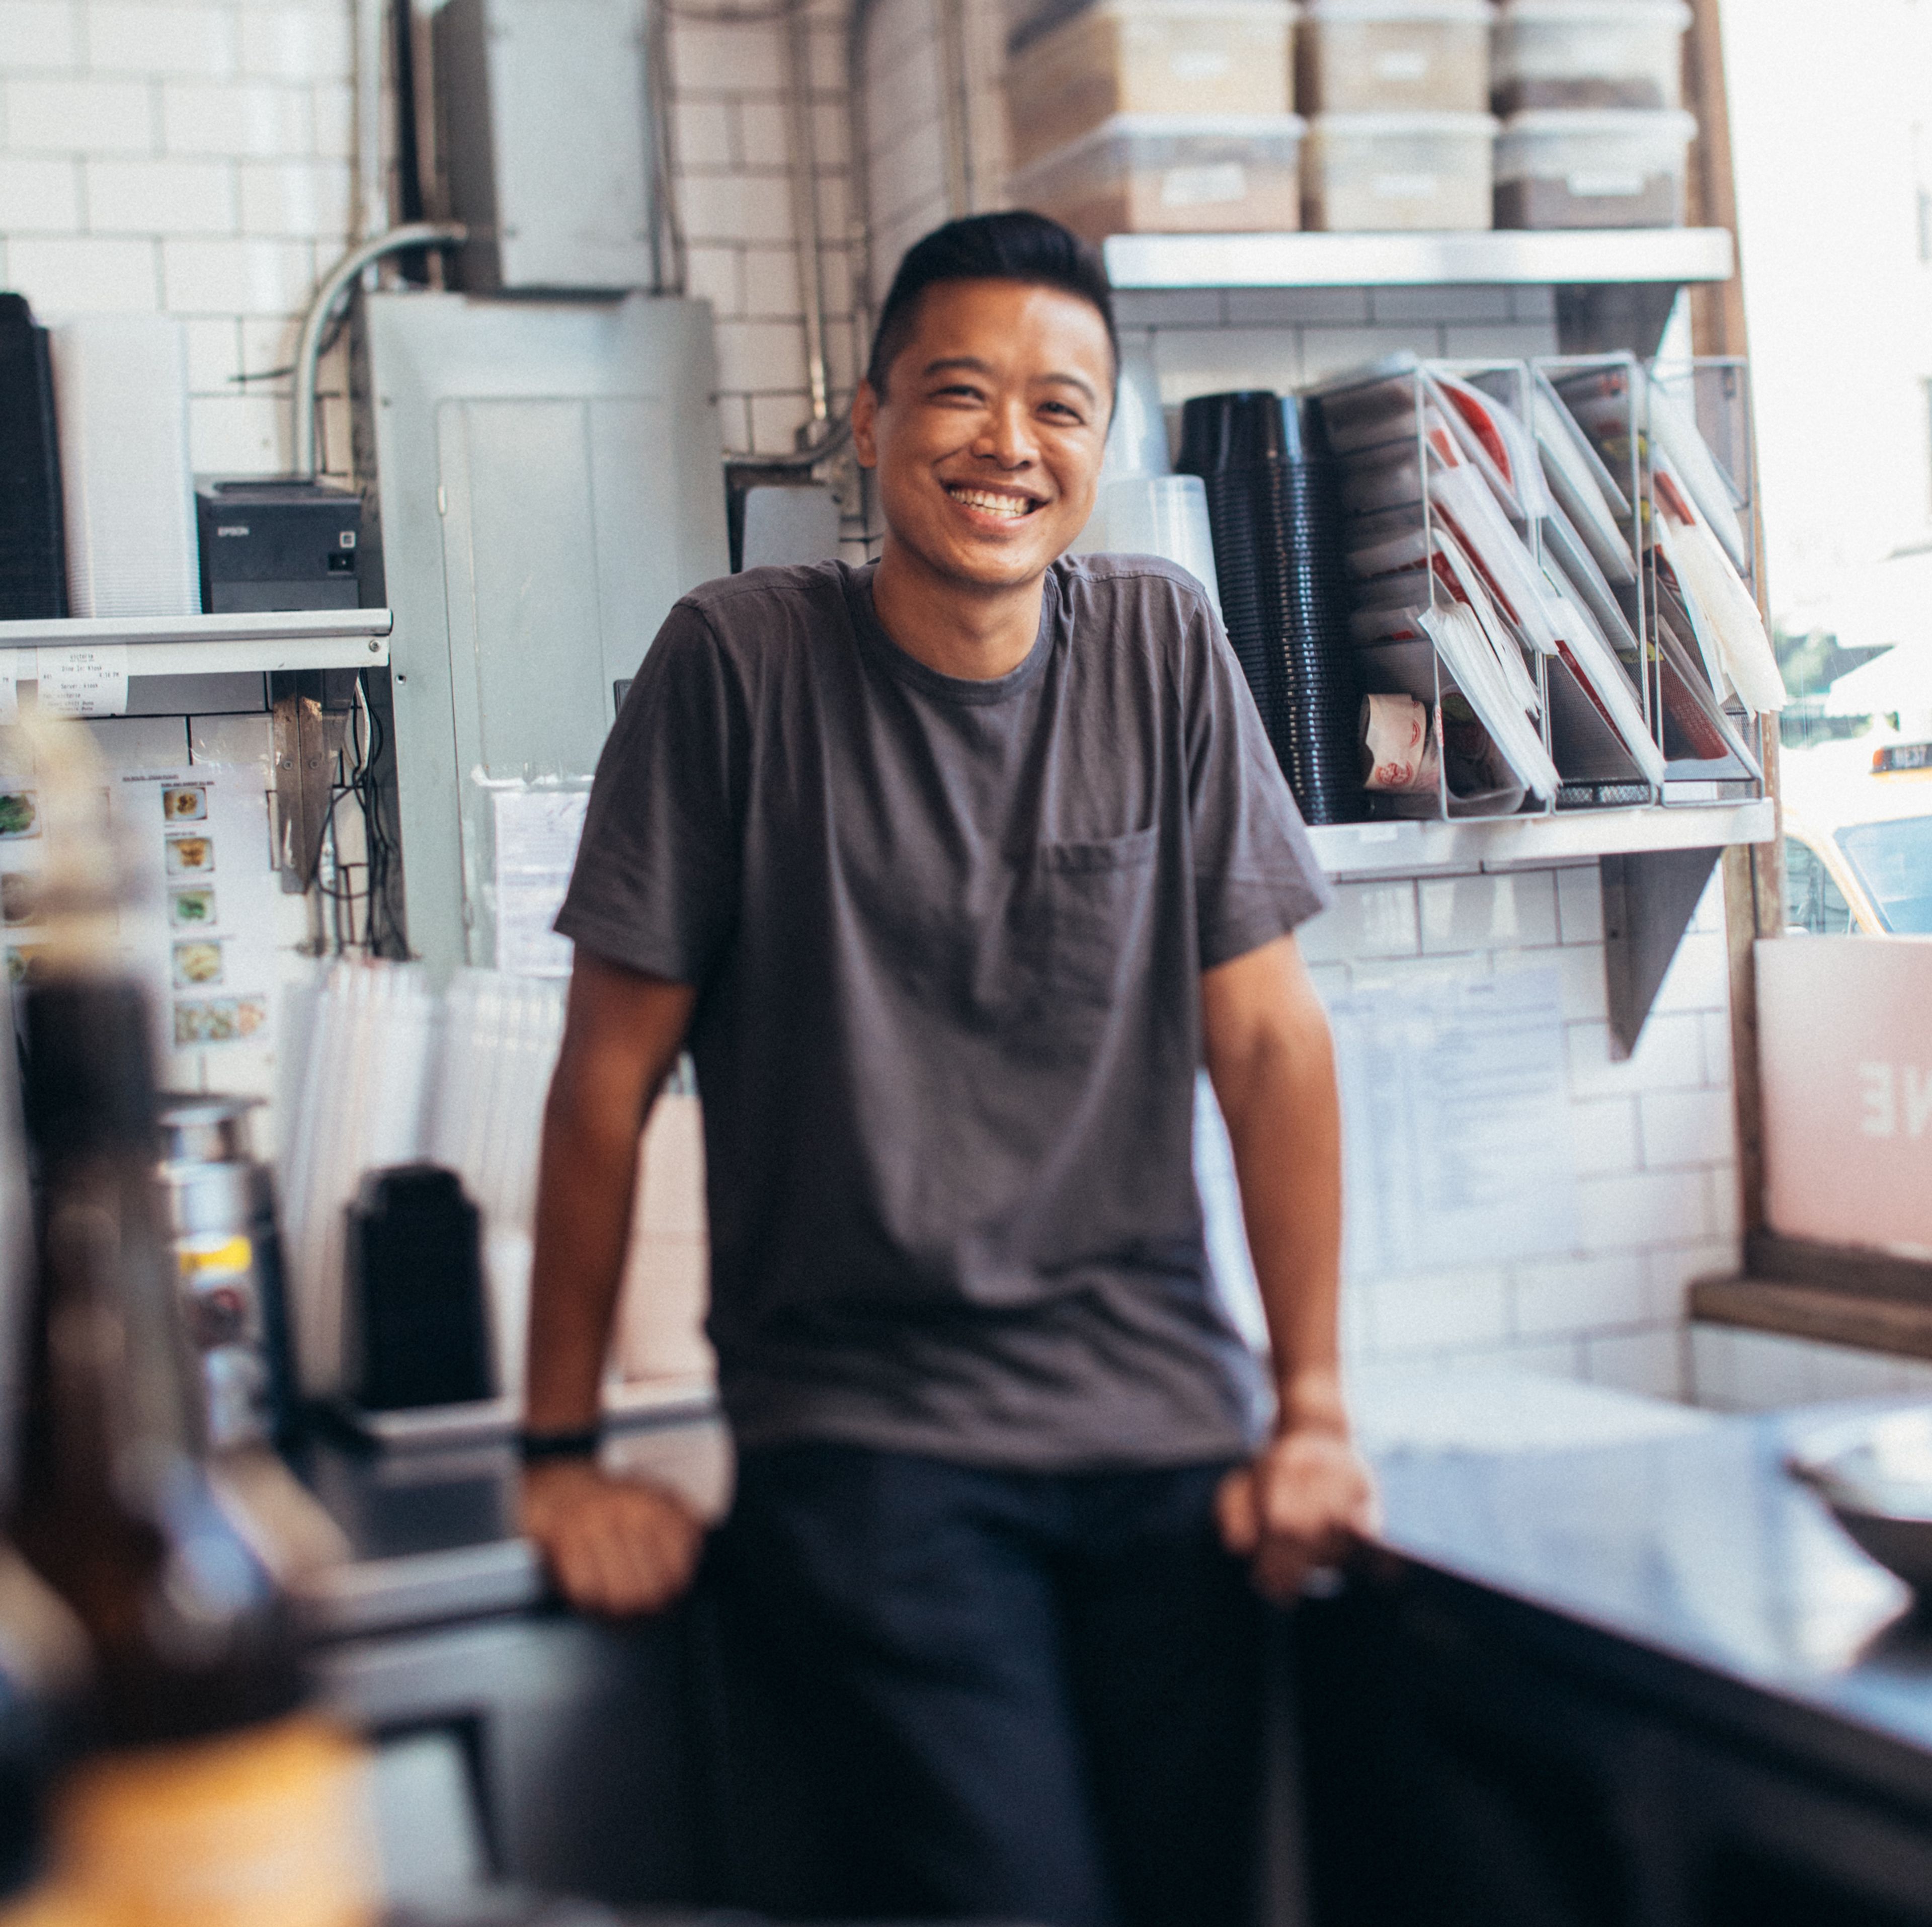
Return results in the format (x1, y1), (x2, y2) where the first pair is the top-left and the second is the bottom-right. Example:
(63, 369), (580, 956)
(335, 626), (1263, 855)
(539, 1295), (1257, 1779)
(1176, 391), (1283, 475)
(22, 979), (158, 1163)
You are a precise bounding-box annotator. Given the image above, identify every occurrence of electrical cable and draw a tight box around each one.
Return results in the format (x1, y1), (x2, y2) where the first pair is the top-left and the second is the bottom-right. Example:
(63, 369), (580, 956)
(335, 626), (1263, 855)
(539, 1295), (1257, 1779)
(230, 311), (349, 386)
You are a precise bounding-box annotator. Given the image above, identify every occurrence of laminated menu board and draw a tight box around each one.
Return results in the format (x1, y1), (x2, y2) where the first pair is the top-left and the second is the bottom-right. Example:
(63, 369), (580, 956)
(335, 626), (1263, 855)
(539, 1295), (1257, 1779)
(0, 753), (278, 1054)
(1328, 964), (1578, 1277)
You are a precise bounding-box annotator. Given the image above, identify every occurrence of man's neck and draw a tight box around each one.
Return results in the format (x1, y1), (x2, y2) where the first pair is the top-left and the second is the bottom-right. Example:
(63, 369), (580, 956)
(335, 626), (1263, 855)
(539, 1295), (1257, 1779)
(870, 541), (1048, 681)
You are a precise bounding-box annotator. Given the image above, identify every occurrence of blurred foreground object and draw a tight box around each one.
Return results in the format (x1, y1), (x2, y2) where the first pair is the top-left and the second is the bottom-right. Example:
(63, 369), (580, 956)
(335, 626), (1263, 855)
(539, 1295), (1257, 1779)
(3, 714), (378, 1926)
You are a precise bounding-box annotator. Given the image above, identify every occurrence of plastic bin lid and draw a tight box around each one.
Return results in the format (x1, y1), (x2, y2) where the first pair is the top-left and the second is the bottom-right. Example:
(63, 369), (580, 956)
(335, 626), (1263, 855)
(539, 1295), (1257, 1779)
(1497, 1), (1691, 22)
(1307, 110), (1501, 134)
(1498, 108), (1698, 140)
(1009, 110), (1310, 184)
(1008, 0), (1300, 54)
(1306, 0), (1491, 20)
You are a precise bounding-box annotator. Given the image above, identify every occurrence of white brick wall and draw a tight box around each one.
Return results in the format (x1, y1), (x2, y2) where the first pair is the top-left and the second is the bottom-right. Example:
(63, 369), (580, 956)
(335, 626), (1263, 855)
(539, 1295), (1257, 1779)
(1, 0), (358, 481)
(1323, 865), (1739, 1402)
(1691, 1324), (1932, 1411)
(665, 4), (862, 476)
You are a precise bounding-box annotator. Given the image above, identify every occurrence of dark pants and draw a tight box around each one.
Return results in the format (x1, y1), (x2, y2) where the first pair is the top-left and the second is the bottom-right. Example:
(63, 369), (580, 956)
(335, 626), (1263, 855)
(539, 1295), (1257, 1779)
(697, 1442), (1266, 1927)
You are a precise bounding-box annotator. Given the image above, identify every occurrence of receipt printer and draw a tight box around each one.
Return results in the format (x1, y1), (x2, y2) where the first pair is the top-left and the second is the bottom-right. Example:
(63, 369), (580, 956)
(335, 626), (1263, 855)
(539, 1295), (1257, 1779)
(196, 478), (362, 613)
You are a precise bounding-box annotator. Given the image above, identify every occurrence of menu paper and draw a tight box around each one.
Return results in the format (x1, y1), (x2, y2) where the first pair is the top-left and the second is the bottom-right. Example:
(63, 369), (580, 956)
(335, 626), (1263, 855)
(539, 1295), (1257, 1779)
(36, 643), (129, 717)
(2, 759), (278, 1056)
(491, 786), (590, 978)
(0, 652), (19, 726)
(1329, 965), (1577, 1278)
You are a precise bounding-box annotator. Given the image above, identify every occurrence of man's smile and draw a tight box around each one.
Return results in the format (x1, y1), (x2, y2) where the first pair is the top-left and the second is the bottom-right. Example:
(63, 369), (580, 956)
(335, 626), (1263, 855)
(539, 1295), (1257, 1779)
(944, 483), (1048, 520)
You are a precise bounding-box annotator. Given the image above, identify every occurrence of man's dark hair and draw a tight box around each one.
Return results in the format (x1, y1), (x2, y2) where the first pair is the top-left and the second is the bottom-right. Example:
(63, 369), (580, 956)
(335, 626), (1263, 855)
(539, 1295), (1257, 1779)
(864, 210), (1118, 399)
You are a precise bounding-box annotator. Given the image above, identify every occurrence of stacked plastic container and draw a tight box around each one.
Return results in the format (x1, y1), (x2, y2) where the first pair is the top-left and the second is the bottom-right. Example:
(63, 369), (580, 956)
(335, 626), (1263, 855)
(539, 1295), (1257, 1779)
(1298, 1), (1498, 230)
(1175, 391), (1358, 823)
(1492, 3), (1696, 227)
(1072, 341), (1227, 621)
(1005, 0), (1307, 242)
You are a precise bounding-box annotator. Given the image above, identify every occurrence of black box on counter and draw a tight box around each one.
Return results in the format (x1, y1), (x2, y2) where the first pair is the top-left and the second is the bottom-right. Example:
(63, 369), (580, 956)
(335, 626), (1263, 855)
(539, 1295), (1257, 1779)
(195, 477), (362, 613)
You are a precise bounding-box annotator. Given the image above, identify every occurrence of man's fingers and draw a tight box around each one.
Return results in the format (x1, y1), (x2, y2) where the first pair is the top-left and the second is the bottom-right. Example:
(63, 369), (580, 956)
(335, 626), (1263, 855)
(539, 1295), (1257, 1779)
(1235, 1429), (1381, 1602)
(1251, 1533), (1313, 1606)
(527, 1474), (707, 1617)
(1216, 1466), (1259, 1556)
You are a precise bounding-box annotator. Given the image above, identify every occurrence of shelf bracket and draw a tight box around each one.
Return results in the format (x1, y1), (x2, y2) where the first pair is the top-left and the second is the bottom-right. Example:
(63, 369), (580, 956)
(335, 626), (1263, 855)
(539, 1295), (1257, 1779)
(1555, 283), (1683, 359)
(271, 673), (352, 894)
(1600, 845), (1724, 1060)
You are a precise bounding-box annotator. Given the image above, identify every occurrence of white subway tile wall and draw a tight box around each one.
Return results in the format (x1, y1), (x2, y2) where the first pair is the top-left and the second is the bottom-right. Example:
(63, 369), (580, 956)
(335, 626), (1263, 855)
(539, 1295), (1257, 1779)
(1, 0), (358, 481)
(1689, 1324), (1932, 1411)
(1326, 867), (1739, 1401)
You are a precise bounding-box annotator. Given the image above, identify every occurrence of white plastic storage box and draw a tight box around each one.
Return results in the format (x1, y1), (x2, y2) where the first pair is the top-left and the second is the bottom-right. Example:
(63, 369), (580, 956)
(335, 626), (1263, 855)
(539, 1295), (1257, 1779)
(1298, 1), (1493, 114)
(1494, 110), (1695, 227)
(1302, 112), (1497, 230)
(1492, 2), (1691, 113)
(1010, 113), (1308, 241)
(1005, 0), (1299, 173)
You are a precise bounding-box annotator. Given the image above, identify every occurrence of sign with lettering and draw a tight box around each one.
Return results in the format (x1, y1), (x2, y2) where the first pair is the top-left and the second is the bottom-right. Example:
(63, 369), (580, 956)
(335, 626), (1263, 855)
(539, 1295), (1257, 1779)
(1757, 936), (1932, 1257)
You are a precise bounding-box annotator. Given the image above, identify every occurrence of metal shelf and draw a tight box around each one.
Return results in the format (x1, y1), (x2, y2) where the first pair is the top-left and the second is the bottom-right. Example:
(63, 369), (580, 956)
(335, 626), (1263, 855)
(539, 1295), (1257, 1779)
(1310, 798), (1775, 881)
(0, 608), (393, 677)
(1103, 227), (1735, 290)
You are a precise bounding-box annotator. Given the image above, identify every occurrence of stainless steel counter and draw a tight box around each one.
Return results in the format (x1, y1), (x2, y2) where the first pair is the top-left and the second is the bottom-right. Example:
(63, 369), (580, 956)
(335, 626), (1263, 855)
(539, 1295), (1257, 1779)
(294, 1411), (731, 1641)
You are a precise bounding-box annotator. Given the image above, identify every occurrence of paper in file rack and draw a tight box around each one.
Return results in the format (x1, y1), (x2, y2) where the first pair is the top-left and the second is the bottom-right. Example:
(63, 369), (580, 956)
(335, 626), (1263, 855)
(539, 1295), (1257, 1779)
(1530, 367), (1638, 587)
(1652, 461), (1786, 714)
(48, 316), (199, 619)
(1428, 434), (1661, 792)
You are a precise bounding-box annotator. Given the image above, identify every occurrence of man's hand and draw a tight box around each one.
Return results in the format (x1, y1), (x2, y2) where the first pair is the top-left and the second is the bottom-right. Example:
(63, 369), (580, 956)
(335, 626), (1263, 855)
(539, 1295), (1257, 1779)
(520, 1459), (706, 1617)
(1216, 1424), (1379, 1605)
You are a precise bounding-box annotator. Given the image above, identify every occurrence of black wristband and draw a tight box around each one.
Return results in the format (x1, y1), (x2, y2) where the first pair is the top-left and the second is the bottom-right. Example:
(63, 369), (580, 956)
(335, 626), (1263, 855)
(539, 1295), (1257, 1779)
(517, 1425), (603, 1464)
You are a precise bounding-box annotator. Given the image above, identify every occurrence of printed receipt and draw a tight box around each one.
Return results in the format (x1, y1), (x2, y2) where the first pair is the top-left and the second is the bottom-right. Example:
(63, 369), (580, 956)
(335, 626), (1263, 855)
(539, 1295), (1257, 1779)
(36, 644), (130, 718)
(492, 786), (591, 977)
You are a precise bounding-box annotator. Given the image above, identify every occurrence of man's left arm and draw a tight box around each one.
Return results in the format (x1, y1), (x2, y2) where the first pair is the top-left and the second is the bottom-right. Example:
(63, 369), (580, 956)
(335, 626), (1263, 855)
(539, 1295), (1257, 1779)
(1201, 932), (1378, 1602)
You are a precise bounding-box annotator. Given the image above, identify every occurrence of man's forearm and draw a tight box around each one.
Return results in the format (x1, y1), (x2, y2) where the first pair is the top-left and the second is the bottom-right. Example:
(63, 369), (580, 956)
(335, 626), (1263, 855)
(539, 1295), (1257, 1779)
(1210, 999), (1346, 1435)
(524, 960), (696, 1435)
(525, 1069), (653, 1432)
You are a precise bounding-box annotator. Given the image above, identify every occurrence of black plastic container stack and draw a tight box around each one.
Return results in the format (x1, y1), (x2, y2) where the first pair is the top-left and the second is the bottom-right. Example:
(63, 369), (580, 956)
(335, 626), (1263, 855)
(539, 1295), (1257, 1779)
(1176, 390), (1356, 824)
(0, 294), (65, 620)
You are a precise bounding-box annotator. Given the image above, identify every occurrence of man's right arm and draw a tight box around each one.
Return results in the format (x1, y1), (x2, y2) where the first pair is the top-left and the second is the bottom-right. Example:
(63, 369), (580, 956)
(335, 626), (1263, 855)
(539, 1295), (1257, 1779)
(521, 950), (702, 1616)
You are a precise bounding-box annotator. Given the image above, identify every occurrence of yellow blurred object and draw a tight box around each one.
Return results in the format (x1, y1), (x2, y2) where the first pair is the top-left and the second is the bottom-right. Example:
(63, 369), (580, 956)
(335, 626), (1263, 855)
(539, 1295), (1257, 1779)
(0, 1885), (109, 1923)
(46, 1715), (378, 1927)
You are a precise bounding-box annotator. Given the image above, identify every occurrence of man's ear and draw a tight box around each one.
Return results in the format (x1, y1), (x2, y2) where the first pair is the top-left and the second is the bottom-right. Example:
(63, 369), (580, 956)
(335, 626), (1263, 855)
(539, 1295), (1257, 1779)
(851, 379), (880, 470)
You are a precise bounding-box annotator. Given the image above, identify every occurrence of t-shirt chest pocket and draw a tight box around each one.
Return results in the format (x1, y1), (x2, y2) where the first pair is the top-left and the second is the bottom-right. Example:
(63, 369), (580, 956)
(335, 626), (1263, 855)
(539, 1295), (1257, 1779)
(1014, 825), (1161, 1010)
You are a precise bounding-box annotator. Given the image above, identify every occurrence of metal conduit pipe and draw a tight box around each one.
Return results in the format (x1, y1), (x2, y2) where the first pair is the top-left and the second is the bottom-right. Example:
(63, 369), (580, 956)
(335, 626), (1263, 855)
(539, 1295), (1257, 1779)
(787, 0), (832, 431)
(291, 222), (467, 481)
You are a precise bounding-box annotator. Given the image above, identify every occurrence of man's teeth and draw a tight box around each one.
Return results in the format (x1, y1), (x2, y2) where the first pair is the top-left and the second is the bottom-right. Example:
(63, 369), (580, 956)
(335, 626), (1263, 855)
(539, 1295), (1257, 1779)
(949, 487), (1034, 518)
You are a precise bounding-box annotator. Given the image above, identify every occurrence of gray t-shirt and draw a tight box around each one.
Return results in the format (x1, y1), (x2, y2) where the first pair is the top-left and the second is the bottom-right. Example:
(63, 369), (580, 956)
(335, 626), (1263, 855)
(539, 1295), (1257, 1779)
(557, 554), (1332, 1470)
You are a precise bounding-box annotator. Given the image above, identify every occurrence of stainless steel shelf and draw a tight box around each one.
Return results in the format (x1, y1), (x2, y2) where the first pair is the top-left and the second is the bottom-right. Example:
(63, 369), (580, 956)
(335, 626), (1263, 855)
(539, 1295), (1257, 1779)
(1310, 798), (1775, 881)
(1103, 227), (1736, 290)
(0, 608), (393, 676)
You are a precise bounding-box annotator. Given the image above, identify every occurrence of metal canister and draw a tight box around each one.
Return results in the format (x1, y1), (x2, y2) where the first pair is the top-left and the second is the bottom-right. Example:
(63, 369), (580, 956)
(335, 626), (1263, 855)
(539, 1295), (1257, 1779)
(155, 1094), (296, 1449)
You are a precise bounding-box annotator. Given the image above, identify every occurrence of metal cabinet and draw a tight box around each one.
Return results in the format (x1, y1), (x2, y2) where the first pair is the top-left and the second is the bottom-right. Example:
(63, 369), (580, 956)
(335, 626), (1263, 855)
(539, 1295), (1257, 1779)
(356, 292), (730, 978)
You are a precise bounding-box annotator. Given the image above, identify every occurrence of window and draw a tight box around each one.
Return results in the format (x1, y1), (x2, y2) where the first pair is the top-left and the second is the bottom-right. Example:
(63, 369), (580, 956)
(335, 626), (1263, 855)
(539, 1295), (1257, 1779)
(1782, 838), (1857, 936)
(1837, 815), (1932, 931)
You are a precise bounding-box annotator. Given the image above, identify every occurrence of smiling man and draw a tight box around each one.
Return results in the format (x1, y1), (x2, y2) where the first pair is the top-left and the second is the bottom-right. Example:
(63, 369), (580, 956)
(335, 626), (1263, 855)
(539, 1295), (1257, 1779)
(520, 212), (1374, 1927)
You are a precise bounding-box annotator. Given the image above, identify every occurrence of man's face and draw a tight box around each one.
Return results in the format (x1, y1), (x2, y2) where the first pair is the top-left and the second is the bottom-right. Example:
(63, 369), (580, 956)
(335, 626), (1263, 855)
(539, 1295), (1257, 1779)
(852, 278), (1114, 594)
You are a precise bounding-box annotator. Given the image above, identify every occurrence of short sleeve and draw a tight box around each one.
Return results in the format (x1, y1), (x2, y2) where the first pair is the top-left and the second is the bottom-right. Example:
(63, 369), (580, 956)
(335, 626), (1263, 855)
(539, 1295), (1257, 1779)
(553, 599), (746, 984)
(1183, 595), (1335, 969)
